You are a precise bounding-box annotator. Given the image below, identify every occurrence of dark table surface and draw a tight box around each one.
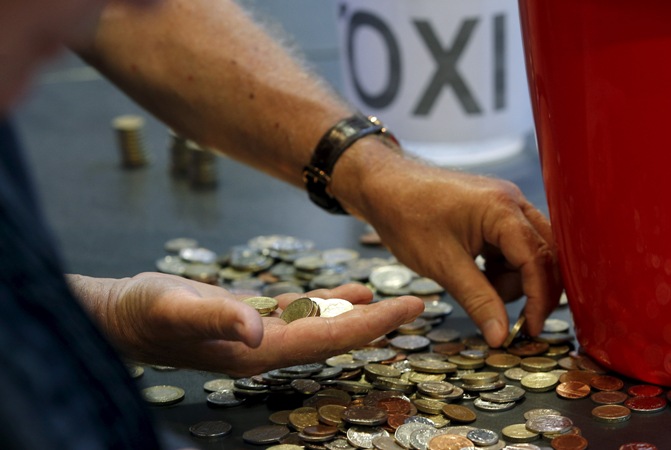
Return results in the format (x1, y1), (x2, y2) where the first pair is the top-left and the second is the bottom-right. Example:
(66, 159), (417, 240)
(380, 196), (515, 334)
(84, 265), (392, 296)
(14, 52), (671, 449)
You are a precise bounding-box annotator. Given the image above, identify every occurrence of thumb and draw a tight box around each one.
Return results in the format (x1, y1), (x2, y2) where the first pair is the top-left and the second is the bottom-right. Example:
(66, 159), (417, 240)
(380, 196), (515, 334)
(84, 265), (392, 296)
(163, 293), (264, 348)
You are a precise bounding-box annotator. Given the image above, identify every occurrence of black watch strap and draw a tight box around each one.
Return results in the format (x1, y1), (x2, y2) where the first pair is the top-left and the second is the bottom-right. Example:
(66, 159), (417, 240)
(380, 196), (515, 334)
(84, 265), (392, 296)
(303, 114), (397, 214)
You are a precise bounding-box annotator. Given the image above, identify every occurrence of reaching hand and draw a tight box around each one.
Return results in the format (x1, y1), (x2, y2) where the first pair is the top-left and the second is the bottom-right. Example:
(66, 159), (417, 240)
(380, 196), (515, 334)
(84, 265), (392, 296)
(342, 154), (563, 348)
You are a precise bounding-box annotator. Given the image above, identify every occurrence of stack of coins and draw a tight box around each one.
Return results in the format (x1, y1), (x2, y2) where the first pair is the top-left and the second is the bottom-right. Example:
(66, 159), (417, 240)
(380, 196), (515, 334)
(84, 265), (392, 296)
(112, 114), (150, 168)
(186, 140), (218, 188)
(168, 129), (190, 177)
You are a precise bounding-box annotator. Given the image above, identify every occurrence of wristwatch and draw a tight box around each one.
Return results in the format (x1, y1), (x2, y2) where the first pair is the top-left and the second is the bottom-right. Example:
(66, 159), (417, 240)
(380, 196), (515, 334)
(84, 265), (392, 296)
(302, 114), (398, 214)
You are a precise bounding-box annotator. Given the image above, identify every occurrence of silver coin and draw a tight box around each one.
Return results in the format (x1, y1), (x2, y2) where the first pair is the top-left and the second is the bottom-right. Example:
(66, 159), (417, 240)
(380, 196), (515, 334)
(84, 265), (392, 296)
(523, 408), (562, 421)
(504, 368), (530, 381)
(542, 318), (570, 333)
(503, 445), (542, 450)
(326, 438), (358, 450)
(479, 385), (526, 403)
(425, 328), (461, 343)
(206, 389), (244, 407)
(410, 427), (446, 450)
(352, 348), (398, 363)
(310, 273), (351, 289)
(322, 248), (360, 266)
(312, 297), (354, 317)
(203, 378), (235, 392)
(421, 301), (454, 318)
(235, 377), (270, 391)
(466, 429), (499, 446)
(126, 364), (144, 379)
(395, 423), (434, 449)
(389, 335), (431, 352)
(443, 426), (477, 437)
(248, 235), (314, 254)
(141, 385), (185, 406)
(473, 398), (516, 412)
(155, 255), (187, 275)
(294, 254), (326, 272)
(346, 426), (389, 449)
(179, 246), (218, 264)
(369, 265), (414, 291)
(408, 277), (444, 296)
(404, 416), (436, 427)
(230, 245), (274, 271)
(189, 420), (233, 438)
(525, 415), (573, 434)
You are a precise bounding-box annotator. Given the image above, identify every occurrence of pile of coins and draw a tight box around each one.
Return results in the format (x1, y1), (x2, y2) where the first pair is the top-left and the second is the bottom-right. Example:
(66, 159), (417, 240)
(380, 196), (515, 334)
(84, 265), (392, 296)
(154, 235), (450, 319)
(142, 235), (667, 450)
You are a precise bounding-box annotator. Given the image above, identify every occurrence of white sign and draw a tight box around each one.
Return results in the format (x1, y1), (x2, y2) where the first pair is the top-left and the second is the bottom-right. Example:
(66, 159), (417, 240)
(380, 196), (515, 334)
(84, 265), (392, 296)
(337, 0), (533, 166)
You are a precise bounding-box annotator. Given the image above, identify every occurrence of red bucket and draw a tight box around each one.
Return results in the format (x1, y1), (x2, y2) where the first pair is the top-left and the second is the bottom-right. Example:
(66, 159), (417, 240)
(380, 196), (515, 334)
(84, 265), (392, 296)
(519, 0), (671, 385)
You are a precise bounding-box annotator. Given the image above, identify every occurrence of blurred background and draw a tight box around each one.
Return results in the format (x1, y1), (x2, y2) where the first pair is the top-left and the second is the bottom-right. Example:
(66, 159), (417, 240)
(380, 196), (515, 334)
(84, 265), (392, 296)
(13, 0), (547, 279)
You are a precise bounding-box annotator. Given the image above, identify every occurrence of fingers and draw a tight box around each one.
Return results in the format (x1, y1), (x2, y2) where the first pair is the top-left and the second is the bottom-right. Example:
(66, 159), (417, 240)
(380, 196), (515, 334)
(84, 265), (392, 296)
(445, 248), (510, 348)
(268, 296), (425, 364)
(485, 202), (561, 337)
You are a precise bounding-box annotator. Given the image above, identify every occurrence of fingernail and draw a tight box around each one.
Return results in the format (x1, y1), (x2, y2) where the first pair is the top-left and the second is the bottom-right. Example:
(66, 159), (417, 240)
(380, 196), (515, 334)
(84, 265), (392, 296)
(482, 318), (505, 345)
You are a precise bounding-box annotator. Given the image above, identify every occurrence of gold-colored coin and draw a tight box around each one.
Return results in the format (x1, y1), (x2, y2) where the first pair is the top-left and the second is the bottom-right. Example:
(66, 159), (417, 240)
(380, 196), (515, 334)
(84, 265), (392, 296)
(521, 372), (559, 392)
(485, 353), (521, 370)
(289, 406), (320, 431)
(243, 296), (279, 315)
(280, 297), (318, 323)
(412, 398), (446, 415)
(503, 313), (526, 348)
(446, 355), (485, 370)
(520, 356), (558, 372)
(461, 371), (500, 386)
(501, 423), (539, 443)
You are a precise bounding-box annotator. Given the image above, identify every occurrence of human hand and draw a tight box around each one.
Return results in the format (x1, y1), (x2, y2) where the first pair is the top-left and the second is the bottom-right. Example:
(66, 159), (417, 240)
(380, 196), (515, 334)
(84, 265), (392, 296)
(335, 152), (562, 348)
(80, 273), (424, 376)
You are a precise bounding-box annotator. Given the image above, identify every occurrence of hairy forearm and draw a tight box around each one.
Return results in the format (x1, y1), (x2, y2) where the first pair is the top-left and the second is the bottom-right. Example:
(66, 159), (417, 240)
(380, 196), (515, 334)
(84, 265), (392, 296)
(78, 0), (354, 188)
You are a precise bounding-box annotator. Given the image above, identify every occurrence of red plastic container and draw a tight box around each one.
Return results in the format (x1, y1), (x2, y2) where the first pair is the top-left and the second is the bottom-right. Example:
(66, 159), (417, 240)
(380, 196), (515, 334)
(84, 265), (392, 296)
(519, 0), (671, 385)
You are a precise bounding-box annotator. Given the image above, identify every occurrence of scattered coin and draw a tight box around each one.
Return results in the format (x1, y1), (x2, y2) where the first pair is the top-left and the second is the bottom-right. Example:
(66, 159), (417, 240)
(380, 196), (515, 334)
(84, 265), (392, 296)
(556, 381), (591, 400)
(624, 396), (667, 413)
(550, 434), (588, 450)
(503, 314), (526, 348)
(141, 385), (185, 406)
(590, 390), (629, 405)
(591, 405), (632, 423)
(206, 389), (244, 407)
(627, 385), (663, 398)
(242, 425), (291, 445)
(189, 420), (233, 438)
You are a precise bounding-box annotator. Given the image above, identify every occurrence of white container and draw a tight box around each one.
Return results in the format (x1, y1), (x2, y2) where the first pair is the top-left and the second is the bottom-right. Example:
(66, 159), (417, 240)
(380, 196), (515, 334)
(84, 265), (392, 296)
(337, 0), (533, 166)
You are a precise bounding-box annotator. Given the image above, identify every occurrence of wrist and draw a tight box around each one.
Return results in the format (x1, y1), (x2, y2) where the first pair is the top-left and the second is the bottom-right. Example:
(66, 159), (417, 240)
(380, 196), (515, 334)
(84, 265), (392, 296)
(329, 133), (406, 219)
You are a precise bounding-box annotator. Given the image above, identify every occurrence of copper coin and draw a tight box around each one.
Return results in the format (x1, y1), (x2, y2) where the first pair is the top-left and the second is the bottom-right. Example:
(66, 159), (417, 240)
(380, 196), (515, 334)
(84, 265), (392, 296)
(387, 413), (411, 430)
(589, 375), (624, 392)
(377, 397), (412, 415)
(551, 434), (588, 450)
(302, 425), (338, 438)
(441, 404), (477, 423)
(291, 379), (322, 395)
(619, 443), (659, 450)
(507, 340), (550, 357)
(590, 390), (629, 405)
(432, 342), (466, 356)
(591, 405), (631, 423)
(269, 410), (293, 426)
(556, 381), (591, 400)
(559, 370), (597, 385)
(624, 395), (667, 413)
(427, 434), (474, 450)
(627, 385), (663, 398)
